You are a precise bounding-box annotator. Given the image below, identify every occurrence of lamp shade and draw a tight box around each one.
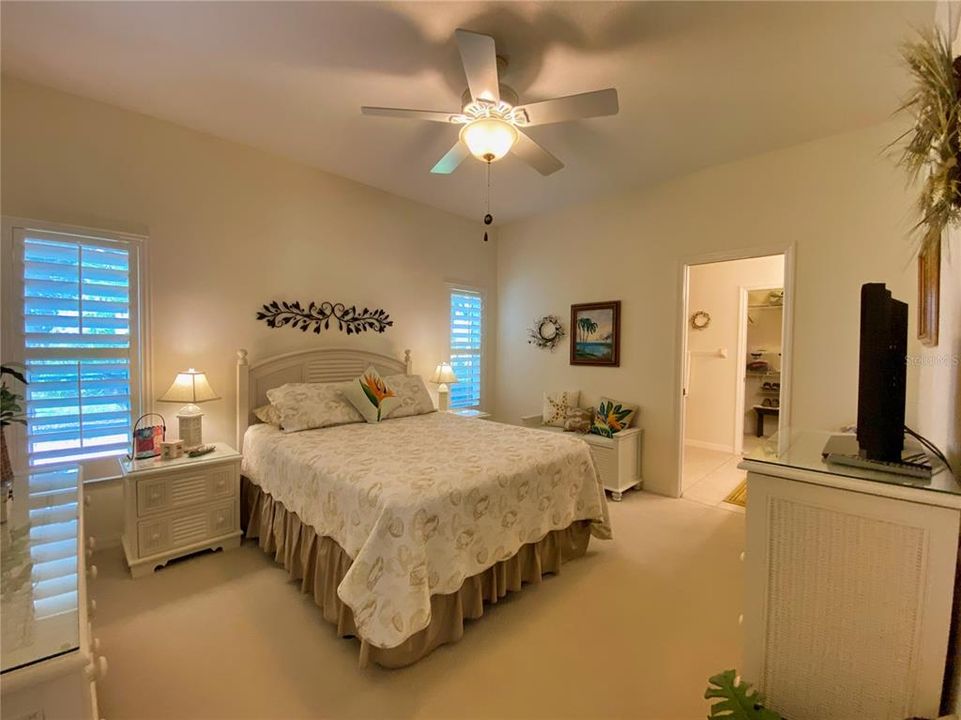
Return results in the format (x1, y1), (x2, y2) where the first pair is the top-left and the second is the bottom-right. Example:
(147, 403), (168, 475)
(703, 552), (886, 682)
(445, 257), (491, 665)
(459, 118), (517, 162)
(428, 363), (458, 385)
(158, 369), (220, 404)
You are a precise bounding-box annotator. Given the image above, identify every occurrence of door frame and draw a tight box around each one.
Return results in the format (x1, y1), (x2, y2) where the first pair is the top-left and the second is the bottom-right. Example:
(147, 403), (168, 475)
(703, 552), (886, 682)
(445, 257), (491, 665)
(674, 244), (796, 497)
(734, 283), (785, 455)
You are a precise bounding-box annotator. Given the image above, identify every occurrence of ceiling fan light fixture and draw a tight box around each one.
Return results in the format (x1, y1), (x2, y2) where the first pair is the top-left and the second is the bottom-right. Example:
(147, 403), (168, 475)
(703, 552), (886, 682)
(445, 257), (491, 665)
(459, 117), (517, 162)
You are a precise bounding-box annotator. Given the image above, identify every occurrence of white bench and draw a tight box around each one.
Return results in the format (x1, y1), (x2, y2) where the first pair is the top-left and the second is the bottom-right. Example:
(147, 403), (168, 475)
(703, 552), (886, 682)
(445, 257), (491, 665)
(520, 415), (643, 501)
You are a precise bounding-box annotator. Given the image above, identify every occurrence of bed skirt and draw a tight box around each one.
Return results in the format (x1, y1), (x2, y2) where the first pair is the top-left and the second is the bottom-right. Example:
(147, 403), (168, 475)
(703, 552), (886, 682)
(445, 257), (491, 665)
(240, 477), (592, 668)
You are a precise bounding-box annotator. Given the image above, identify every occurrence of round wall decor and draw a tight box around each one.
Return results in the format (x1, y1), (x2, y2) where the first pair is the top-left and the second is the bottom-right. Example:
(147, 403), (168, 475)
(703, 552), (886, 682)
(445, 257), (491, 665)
(528, 315), (565, 351)
(690, 310), (711, 330)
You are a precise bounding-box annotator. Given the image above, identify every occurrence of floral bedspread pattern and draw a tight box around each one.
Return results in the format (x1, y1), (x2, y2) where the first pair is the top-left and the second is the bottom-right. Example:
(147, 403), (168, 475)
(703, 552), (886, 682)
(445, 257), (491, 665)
(242, 412), (611, 649)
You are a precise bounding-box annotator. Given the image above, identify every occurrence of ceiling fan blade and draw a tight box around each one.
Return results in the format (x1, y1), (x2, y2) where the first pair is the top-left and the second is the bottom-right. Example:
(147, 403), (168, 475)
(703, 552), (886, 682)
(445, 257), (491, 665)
(512, 130), (564, 176)
(361, 106), (457, 123)
(430, 142), (469, 174)
(455, 29), (500, 103)
(515, 89), (619, 126)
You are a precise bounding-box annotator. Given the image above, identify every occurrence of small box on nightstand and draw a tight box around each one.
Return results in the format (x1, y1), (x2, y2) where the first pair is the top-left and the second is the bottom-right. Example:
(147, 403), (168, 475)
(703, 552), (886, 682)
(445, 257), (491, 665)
(120, 442), (242, 578)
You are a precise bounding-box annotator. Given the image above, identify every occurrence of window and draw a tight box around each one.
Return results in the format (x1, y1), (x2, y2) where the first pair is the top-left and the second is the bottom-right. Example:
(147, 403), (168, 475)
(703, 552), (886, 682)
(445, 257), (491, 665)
(9, 226), (143, 467)
(448, 288), (483, 409)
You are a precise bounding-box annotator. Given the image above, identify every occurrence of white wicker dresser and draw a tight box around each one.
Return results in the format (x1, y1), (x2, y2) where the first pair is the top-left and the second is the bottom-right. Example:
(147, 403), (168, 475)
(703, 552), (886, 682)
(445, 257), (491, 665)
(1, 465), (105, 720)
(740, 431), (960, 720)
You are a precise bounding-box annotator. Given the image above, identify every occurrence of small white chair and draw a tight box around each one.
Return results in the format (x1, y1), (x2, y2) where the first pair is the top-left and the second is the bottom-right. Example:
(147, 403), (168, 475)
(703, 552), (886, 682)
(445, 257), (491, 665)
(520, 414), (643, 501)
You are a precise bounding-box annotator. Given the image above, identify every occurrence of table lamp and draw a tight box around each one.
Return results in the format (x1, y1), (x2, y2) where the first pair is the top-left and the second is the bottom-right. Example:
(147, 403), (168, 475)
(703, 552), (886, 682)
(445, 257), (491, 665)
(429, 362), (459, 412)
(158, 369), (220, 449)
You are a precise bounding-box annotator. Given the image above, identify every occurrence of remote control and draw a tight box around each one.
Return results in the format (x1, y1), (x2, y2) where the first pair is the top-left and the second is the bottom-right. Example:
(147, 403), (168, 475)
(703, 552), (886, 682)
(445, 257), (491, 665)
(187, 445), (215, 458)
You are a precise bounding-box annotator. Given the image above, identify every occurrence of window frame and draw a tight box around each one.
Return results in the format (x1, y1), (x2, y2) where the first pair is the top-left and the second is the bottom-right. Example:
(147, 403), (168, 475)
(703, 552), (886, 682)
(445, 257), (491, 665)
(446, 283), (486, 411)
(2, 217), (149, 479)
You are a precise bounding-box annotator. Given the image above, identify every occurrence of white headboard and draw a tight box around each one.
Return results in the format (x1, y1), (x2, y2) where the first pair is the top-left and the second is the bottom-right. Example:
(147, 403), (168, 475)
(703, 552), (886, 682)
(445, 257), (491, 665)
(236, 347), (411, 449)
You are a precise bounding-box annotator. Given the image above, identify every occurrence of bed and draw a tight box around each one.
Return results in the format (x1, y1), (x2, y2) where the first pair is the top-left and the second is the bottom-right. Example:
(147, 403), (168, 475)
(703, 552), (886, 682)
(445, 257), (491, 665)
(236, 347), (611, 668)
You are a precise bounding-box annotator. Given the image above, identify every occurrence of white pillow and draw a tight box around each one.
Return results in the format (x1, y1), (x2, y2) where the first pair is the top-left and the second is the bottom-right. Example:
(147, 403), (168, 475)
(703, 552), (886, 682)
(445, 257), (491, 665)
(266, 382), (363, 433)
(342, 366), (402, 424)
(253, 404), (281, 426)
(542, 390), (580, 428)
(383, 374), (436, 418)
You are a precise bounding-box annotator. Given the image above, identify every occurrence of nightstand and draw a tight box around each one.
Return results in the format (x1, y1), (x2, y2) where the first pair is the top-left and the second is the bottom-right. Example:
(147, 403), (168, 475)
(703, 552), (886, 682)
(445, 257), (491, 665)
(447, 408), (491, 420)
(120, 443), (242, 578)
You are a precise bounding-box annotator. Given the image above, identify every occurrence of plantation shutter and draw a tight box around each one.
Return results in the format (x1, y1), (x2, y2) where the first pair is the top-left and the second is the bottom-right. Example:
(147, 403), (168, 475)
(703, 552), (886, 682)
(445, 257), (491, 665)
(449, 289), (483, 409)
(17, 231), (139, 467)
(26, 466), (82, 623)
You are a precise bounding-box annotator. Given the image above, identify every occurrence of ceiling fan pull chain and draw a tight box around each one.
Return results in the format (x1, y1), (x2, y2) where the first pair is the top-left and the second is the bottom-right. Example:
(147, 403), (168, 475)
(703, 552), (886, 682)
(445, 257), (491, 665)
(483, 160), (493, 242)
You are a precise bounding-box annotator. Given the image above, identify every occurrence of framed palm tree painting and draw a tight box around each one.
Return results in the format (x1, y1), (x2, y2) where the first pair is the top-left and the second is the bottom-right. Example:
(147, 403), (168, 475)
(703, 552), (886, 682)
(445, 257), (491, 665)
(570, 301), (620, 366)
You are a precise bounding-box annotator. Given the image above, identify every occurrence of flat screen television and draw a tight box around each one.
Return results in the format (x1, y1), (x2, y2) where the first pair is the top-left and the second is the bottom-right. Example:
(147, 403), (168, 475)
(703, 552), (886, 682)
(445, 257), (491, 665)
(856, 282), (908, 462)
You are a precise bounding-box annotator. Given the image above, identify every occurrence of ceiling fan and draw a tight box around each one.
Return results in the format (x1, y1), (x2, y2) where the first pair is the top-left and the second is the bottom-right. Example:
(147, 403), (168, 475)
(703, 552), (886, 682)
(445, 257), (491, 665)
(361, 29), (619, 176)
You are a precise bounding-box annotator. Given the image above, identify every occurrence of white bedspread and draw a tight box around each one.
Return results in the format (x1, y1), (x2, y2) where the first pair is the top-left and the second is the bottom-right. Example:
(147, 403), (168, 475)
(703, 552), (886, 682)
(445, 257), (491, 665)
(242, 412), (610, 649)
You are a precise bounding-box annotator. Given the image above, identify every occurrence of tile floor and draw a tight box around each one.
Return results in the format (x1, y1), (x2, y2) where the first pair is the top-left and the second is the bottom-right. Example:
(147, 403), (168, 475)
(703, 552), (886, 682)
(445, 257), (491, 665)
(681, 436), (766, 512)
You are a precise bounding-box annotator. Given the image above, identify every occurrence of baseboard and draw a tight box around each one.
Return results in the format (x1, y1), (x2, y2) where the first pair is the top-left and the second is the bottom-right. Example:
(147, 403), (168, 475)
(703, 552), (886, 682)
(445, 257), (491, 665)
(96, 534), (123, 551)
(684, 439), (735, 454)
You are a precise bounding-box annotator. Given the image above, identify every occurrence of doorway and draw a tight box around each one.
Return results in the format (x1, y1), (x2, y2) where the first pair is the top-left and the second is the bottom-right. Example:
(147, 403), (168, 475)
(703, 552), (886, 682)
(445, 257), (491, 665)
(677, 252), (791, 507)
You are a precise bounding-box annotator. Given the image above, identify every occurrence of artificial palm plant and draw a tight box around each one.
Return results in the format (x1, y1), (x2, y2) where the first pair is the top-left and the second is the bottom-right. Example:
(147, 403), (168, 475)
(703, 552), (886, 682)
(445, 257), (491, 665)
(1, 364), (28, 486)
(893, 28), (961, 255)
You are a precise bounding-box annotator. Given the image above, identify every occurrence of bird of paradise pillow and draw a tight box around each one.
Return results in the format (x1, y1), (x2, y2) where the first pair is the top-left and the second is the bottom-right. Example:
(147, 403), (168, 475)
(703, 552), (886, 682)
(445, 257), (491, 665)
(343, 366), (401, 423)
(589, 397), (638, 438)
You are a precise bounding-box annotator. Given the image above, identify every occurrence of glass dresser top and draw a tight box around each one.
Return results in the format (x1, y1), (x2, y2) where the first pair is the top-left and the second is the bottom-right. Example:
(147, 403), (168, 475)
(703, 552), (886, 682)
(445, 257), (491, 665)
(1, 465), (82, 674)
(742, 430), (961, 497)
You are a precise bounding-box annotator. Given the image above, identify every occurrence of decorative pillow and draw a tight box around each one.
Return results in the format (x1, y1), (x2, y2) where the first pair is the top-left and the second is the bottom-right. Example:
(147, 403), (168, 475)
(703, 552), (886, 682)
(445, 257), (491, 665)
(266, 382), (363, 433)
(342, 366), (402, 423)
(589, 397), (639, 438)
(253, 404), (282, 426)
(563, 407), (593, 434)
(542, 390), (581, 428)
(383, 374), (436, 418)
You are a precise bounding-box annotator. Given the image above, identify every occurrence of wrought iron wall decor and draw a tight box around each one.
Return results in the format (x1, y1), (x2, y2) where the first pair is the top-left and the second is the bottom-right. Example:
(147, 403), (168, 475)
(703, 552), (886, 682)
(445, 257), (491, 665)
(256, 300), (393, 335)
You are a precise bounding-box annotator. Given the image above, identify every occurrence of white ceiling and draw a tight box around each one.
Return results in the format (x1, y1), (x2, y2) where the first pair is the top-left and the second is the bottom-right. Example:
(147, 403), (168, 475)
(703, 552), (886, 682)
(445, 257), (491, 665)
(0, 1), (934, 223)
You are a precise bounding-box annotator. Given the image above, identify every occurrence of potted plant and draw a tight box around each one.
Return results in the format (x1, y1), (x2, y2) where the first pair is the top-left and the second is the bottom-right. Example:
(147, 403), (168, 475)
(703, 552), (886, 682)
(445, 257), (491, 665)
(893, 28), (961, 255)
(1, 364), (28, 523)
(706, 670), (781, 719)
(705, 669), (958, 719)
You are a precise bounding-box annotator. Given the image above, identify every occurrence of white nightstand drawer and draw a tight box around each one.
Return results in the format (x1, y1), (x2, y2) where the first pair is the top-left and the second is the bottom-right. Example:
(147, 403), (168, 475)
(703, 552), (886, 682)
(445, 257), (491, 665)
(138, 517), (171, 556)
(122, 443), (243, 577)
(137, 466), (235, 517)
(137, 500), (235, 557)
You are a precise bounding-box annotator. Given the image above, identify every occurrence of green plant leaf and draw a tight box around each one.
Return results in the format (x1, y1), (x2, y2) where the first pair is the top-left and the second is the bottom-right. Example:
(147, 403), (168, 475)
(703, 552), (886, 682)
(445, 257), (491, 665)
(705, 670), (782, 720)
(1, 380), (27, 428)
(0, 364), (27, 385)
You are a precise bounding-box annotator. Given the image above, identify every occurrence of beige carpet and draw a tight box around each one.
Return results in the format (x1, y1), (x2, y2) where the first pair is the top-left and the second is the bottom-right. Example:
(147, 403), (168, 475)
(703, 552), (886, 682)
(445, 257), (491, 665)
(91, 493), (744, 720)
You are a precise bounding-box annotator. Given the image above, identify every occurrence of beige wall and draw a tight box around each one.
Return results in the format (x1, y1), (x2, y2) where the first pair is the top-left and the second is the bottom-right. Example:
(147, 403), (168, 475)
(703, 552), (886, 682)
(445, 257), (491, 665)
(917, 207), (961, 470)
(495, 119), (925, 496)
(685, 255), (784, 453)
(931, 4), (961, 713)
(1, 77), (497, 540)
(920, 1), (961, 473)
(1, 76), (497, 440)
